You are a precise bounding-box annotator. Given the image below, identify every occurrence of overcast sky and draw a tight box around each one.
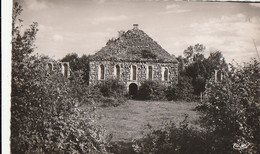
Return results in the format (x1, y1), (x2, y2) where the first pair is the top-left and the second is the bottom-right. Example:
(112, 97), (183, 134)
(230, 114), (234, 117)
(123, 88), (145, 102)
(15, 0), (260, 63)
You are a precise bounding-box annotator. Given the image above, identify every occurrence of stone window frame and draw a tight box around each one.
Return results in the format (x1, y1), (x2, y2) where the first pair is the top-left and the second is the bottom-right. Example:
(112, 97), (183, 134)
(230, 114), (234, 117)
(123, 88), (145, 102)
(115, 64), (120, 79)
(63, 63), (69, 78)
(147, 65), (153, 80)
(162, 67), (169, 81)
(131, 65), (137, 81)
(99, 64), (105, 80)
(59, 62), (70, 78)
(215, 70), (222, 83)
(47, 62), (53, 72)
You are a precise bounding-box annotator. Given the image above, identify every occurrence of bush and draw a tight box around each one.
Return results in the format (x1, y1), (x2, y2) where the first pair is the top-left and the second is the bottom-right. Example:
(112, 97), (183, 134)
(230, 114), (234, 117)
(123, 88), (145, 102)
(197, 59), (260, 153)
(132, 116), (214, 154)
(132, 117), (250, 154)
(11, 57), (109, 153)
(93, 79), (127, 106)
(137, 80), (168, 100)
(166, 75), (195, 101)
(12, 56), (109, 153)
(136, 78), (194, 101)
(95, 79), (126, 97)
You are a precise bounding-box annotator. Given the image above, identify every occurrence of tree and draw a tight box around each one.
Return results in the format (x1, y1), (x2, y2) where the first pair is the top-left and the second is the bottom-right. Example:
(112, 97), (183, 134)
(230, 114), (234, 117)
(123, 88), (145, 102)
(205, 51), (228, 77)
(183, 43), (205, 64)
(11, 3), (39, 152)
(182, 44), (228, 95)
(183, 44), (207, 94)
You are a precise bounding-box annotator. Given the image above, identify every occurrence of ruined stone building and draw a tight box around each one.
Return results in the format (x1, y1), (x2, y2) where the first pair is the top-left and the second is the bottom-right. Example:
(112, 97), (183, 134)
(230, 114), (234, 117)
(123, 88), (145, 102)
(47, 61), (70, 78)
(89, 24), (178, 95)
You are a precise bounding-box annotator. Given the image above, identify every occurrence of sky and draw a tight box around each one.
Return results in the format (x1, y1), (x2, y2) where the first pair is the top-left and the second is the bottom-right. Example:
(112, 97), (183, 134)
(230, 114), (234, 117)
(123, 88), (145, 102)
(15, 0), (260, 63)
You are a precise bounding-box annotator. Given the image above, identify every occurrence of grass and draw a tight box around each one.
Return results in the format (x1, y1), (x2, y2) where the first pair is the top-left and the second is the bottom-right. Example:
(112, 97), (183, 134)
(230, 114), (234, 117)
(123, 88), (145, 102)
(96, 100), (200, 142)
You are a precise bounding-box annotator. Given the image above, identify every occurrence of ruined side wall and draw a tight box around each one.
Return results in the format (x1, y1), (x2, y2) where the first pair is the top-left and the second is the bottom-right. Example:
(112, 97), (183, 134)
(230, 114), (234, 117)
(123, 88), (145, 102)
(89, 60), (178, 86)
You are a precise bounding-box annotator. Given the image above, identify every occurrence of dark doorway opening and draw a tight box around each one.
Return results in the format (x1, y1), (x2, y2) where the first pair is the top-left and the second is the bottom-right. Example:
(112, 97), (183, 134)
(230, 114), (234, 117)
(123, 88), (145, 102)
(129, 83), (138, 97)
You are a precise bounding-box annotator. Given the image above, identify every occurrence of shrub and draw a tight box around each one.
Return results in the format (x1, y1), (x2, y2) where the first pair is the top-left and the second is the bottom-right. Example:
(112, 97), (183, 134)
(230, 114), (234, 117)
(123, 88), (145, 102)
(12, 56), (109, 153)
(95, 79), (126, 97)
(166, 75), (195, 101)
(11, 57), (109, 153)
(132, 118), (250, 154)
(137, 80), (168, 100)
(137, 79), (194, 101)
(94, 79), (127, 106)
(132, 116), (213, 154)
(197, 59), (260, 153)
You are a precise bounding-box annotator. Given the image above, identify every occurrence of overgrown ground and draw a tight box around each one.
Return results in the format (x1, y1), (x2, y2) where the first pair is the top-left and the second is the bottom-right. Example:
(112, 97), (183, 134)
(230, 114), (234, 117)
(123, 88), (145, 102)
(96, 100), (200, 142)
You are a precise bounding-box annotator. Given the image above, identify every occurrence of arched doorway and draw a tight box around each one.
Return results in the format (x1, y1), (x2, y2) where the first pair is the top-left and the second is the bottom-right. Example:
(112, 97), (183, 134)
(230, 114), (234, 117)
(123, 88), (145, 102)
(129, 83), (138, 96)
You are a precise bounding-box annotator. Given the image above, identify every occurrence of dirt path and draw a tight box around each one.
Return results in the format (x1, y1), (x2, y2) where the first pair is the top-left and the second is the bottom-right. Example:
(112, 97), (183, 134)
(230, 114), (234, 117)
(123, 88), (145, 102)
(96, 100), (199, 142)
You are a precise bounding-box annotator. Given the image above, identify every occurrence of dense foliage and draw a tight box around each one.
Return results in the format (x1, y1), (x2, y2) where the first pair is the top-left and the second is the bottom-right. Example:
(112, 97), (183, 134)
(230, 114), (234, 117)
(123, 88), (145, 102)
(136, 78), (194, 101)
(132, 117), (210, 154)
(197, 59), (260, 153)
(136, 75), (194, 101)
(161, 47), (229, 102)
(137, 80), (168, 100)
(11, 3), (108, 153)
(93, 79), (127, 107)
(61, 53), (90, 84)
(166, 75), (195, 101)
(181, 44), (228, 95)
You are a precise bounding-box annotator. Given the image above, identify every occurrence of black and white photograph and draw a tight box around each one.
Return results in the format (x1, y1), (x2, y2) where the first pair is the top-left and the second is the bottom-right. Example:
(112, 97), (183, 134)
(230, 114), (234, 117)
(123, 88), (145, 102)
(2, 0), (260, 153)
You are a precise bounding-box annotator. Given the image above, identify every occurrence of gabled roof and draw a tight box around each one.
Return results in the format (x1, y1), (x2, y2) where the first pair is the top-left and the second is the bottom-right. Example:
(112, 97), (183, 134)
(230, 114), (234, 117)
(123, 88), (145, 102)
(91, 25), (178, 63)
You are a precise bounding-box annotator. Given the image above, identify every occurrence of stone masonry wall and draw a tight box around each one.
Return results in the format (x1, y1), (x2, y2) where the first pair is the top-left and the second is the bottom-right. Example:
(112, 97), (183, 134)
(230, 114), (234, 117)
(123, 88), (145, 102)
(89, 60), (178, 88)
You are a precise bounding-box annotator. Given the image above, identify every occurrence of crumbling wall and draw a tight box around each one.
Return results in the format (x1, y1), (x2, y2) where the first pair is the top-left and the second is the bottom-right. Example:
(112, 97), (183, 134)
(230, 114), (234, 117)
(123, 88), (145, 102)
(46, 61), (70, 78)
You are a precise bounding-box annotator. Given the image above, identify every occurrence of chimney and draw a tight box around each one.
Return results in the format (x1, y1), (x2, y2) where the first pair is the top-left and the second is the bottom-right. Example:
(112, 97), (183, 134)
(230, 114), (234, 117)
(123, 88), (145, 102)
(133, 24), (138, 29)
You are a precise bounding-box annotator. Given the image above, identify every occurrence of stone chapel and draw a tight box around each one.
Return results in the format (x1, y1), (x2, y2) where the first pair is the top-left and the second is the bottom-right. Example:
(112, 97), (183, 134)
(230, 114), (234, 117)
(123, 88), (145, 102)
(89, 24), (178, 95)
